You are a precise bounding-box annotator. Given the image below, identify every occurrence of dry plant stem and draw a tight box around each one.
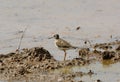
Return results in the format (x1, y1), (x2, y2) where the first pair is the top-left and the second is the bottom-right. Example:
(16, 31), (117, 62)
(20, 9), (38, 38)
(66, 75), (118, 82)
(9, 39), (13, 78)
(17, 27), (28, 52)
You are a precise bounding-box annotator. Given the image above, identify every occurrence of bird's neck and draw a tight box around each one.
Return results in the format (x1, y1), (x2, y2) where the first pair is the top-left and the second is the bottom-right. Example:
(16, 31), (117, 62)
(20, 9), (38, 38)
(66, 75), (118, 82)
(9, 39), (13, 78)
(55, 38), (61, 43)
(55, 38), (59, 40)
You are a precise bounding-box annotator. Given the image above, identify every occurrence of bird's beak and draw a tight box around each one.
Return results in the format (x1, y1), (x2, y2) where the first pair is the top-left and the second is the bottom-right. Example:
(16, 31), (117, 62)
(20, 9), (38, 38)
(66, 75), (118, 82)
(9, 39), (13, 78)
(48, 36), (53, 39)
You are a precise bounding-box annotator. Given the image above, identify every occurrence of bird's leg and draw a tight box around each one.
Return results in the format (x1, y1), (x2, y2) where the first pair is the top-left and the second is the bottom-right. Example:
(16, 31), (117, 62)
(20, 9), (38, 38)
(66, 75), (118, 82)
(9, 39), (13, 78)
(63, 50), (67, 61)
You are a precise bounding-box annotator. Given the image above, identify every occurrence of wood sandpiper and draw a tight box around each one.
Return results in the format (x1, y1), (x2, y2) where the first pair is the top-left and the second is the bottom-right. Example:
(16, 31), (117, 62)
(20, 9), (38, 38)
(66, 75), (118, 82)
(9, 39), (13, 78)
(49, 34), (78, 61)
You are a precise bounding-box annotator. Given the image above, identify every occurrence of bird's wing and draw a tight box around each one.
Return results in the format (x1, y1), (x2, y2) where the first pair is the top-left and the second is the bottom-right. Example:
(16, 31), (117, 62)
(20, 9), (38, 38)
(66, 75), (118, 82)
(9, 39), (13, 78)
(56, 39), (72, 48)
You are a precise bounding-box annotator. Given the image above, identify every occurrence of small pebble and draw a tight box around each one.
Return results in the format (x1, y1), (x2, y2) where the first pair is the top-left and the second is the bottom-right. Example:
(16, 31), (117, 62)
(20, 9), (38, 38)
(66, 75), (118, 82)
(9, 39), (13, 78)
(76, 26), (81, 30)
(95, 79), (101, 82)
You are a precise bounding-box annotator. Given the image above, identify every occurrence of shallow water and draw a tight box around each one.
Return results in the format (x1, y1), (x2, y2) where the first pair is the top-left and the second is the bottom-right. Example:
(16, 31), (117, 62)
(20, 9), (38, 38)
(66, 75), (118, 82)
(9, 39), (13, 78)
(0, 0), (120, 82)
(73, 61), (120, 82)
(0, 0), (120, 57)
(52, 61), (120, 82)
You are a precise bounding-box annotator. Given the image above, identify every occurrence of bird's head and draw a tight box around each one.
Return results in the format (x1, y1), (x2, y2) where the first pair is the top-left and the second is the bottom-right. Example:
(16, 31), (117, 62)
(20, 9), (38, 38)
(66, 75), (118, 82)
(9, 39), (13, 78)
(53, 34), (59, 39)
(48, 34), (60, 39)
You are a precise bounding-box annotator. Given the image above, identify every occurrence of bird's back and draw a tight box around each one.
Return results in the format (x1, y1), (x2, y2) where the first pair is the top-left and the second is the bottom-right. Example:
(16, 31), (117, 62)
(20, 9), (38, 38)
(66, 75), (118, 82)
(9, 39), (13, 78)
(55, 38), (76, 50)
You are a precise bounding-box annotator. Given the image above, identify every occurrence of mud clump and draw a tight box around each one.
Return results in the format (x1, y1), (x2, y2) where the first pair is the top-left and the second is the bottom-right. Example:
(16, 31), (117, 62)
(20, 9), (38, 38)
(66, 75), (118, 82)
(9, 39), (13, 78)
(0, 47), (88, 80)
(0, 47), (56, 80)
(79, 48), (90, 58)
(25, 47), (53, 61)
(91, 41), (120, 61)
(116, 45), (120, 51)
(95, 79), (102, 82)
(94, 44), (112, 50)
(102, 51), (115, 60)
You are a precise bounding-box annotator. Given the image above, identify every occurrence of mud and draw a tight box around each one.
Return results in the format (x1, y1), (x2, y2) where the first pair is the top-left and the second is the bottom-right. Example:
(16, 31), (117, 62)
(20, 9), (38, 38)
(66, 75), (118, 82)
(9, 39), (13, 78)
(0, 41), (120, 82)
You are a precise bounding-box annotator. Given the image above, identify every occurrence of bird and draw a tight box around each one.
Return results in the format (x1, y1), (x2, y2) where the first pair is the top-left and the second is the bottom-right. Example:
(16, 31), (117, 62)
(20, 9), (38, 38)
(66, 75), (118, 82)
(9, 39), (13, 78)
(49, 34), (78, 61)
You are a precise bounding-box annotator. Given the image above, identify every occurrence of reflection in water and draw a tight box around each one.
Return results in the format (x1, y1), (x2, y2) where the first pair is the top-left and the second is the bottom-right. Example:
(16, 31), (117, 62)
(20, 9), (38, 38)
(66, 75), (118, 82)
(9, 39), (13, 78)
(52, 66), (73, 74)
(102, 60), (115, 67)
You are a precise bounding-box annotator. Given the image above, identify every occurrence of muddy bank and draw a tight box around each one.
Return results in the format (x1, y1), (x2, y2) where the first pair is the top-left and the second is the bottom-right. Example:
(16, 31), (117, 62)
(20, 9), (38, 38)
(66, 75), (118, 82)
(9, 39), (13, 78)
(0, 41), (120, 81)
(0, 47), (88, 80)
